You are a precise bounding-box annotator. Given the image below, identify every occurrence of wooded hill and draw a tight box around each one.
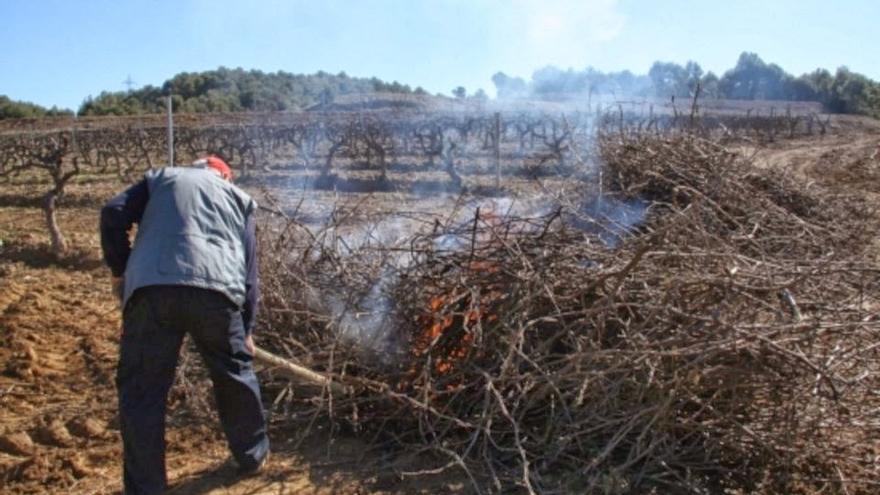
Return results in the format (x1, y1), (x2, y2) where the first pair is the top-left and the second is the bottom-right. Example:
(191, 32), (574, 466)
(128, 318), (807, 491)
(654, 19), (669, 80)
(4, 52), (879, 119)
(77, 68), (425, 116)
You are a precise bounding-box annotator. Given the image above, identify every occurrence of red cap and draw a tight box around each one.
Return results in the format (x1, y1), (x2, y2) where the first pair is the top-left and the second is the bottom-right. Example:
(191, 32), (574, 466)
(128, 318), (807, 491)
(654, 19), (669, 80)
(200, 155), (233, 181)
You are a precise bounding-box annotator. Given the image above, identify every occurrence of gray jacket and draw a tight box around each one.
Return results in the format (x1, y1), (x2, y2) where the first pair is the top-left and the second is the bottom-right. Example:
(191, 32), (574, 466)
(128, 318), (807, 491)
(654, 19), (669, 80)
(122, 167), (256, 307)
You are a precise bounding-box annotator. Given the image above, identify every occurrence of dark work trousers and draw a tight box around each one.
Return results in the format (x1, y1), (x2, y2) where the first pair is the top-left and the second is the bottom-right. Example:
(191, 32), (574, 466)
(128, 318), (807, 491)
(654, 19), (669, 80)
(117, 285), (269, 495)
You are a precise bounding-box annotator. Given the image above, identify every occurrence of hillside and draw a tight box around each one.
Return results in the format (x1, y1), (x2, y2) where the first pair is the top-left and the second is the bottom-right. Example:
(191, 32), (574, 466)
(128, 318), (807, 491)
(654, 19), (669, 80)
(77, 68), (426, 117)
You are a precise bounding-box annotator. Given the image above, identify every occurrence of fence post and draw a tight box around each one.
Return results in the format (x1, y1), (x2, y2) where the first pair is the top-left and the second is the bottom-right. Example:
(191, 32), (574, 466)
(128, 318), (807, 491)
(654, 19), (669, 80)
(494, 112), (501, 189)
(166, 96), (174, 166)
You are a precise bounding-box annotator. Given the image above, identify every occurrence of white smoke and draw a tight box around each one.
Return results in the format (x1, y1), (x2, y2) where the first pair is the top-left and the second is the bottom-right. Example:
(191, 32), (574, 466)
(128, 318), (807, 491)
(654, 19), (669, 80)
(485, 0), (627, 86)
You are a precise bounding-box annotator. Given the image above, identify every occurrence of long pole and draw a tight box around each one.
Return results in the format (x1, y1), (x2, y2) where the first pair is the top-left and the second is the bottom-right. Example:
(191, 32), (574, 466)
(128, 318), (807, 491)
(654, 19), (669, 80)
(253, 346), (350, 395)
(166, 96), (174, 166)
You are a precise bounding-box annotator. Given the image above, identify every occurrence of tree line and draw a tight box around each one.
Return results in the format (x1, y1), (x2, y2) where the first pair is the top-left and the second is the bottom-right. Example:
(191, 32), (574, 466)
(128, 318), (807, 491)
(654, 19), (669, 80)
(492, 52), (880, 118)
(0, 95), (73, 119)
(78, 67), (426, 116)
(4, 53), (880, 120)
(0, 68), (426, 120)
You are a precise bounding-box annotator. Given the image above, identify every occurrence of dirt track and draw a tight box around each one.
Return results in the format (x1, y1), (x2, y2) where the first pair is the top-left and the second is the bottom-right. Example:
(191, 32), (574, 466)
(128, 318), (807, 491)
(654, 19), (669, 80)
(1, 119), (878, 494)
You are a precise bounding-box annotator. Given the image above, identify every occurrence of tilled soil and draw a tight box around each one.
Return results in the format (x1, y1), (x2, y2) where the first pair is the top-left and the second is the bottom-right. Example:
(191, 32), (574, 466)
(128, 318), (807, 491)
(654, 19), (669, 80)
(0, 239), (123, 491)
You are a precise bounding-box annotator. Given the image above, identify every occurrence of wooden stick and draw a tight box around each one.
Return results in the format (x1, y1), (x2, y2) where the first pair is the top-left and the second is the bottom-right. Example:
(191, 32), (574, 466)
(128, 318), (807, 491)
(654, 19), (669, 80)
(253, 346), (350, 395)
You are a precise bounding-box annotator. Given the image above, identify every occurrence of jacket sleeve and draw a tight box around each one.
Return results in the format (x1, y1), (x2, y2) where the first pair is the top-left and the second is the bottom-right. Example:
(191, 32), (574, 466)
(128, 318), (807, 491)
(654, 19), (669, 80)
(242, 214), (260, 335)
(100, 180), (149, 277)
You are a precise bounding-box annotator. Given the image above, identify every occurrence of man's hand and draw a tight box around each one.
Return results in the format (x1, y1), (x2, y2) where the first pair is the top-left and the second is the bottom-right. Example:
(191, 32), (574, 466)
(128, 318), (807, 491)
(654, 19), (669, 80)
(244, 334), (255, 355)
(111, 276), (124, 305)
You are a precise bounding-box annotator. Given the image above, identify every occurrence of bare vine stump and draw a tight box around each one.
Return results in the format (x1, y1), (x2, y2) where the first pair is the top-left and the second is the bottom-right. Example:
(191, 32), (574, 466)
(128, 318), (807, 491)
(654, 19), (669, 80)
(42, 191), (66, 258)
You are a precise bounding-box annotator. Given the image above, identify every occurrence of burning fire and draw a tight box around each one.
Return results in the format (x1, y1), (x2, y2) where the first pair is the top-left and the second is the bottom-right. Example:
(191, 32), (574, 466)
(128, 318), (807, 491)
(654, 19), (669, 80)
(412, 291), (491, 375)
(409, 203), (507, 379)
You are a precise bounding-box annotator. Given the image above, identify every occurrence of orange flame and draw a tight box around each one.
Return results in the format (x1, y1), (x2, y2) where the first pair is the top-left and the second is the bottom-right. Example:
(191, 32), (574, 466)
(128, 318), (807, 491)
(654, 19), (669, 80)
(406, 201), (509, 384)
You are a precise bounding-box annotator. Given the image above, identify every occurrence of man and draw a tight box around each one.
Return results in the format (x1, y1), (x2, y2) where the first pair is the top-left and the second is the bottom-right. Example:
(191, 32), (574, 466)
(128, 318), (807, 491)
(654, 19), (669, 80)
(100, 156), (269, 495)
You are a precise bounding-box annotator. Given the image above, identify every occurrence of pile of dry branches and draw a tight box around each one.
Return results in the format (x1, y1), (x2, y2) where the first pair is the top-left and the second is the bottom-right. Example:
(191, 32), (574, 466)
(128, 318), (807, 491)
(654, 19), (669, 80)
(256, 131), (879, 494)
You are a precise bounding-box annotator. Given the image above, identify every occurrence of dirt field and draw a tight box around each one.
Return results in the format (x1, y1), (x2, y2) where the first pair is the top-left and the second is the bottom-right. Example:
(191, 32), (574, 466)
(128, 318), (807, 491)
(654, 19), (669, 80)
(1, 117), (878, 494)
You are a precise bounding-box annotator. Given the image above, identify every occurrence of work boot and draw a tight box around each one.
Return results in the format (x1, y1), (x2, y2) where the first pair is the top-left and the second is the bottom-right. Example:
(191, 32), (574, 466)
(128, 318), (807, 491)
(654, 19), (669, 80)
(236, 450), (269, 477)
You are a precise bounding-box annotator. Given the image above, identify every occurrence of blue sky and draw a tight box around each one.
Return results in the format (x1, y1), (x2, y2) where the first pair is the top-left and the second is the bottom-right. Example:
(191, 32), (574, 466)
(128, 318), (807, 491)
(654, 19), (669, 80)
(1, 0), (877, 110)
